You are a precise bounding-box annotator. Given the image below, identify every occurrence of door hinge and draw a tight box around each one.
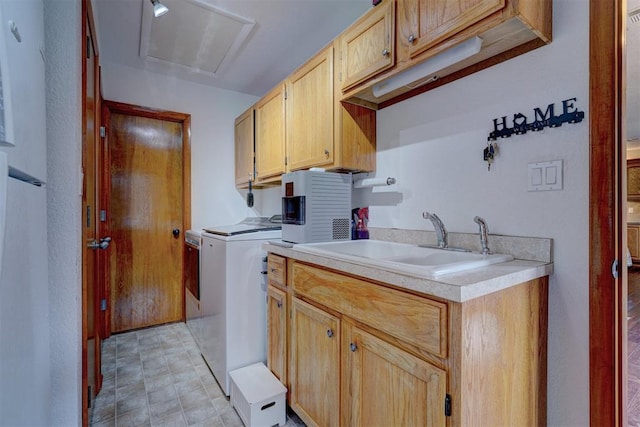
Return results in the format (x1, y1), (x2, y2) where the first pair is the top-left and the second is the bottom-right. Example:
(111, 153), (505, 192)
(86, 36), (90, 59)
(100, 299), (107, 311)
(284, 156), (288, 166)
(86, 205), (91, 228)
(444, 394), (451, 417)
(612, 259), (619, 279)
(100, 126), (106, 138)
(87, 385), (92, 408)
(284, 90), (288, 100)
(100, 209), (107, 222)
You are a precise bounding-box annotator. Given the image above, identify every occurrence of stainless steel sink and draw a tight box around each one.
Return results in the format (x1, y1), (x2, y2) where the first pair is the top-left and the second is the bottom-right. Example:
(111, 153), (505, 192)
(293, 240), (513, 278)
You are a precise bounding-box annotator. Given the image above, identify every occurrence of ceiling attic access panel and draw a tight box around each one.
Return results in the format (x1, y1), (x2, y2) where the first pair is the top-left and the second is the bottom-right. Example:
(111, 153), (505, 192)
(139, 0), (255, 77)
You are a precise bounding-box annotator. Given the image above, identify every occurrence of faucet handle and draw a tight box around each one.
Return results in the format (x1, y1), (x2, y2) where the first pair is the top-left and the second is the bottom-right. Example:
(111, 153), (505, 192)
(473, 216), (491, 255)
(473, 216), (488, 229)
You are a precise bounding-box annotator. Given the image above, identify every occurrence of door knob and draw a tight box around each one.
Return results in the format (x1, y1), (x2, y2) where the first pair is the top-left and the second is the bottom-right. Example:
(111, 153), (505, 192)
(87, 237), (111, 250)
(173, 228), (180, 238)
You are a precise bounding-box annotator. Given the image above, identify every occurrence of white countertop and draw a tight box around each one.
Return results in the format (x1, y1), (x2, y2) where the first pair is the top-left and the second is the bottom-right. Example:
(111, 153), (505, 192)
(264, 241), (553, 303)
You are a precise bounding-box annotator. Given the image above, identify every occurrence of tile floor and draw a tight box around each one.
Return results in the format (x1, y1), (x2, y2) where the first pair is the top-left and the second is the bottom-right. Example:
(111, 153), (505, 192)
(90, 322), (306, 427)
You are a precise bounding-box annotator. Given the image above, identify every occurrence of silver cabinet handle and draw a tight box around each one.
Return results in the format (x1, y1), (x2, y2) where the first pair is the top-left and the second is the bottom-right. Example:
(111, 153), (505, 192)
(324, 149), (330, 157)
(382, 48), (389, 57)
(350, 343), (357, 352)
(408, 34), (416, 44)
(326, 329), (334, 338)
(277, 301), (282, 308)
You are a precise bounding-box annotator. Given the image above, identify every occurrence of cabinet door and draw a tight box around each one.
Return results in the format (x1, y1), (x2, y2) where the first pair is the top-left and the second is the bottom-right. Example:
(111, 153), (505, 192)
(256, 84), (286, 181)
(286, 46), (334, 171)
(629, 159), (640, 201)
(290, 297), (340, 427)
(340, 0), (395, 91)
(267, 286), (287, 386)
(342, 323), (447, 427)
(234, 107), (254, 187)
(397, 0), (504, 58)
(629, 226), (640, 262)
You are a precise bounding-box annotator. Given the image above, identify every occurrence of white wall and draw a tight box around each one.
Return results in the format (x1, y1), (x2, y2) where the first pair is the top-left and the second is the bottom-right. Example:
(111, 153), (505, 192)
(45, 0), (83, 425)
(100, 62), (277, 230)
(0, 0), (52, 425)
(353, 1), (589, 424)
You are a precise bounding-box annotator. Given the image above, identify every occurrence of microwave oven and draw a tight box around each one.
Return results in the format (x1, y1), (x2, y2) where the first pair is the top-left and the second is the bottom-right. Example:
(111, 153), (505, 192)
(281, 170), (352, 243)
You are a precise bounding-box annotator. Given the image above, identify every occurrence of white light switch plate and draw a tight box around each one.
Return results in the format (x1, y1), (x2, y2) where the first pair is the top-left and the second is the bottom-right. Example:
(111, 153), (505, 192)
(528, 160), (563, 191)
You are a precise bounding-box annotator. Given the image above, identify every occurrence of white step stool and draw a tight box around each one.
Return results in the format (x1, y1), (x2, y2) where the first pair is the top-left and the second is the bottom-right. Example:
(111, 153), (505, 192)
(229, 363), (287, 427)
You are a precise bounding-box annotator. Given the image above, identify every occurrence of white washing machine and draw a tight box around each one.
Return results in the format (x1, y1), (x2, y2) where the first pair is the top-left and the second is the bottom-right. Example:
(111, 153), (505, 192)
(198, 217), (281, 396)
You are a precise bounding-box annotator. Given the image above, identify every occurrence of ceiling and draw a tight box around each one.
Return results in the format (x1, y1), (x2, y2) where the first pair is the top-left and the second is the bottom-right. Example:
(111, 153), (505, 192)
(92, 0), (371, 97)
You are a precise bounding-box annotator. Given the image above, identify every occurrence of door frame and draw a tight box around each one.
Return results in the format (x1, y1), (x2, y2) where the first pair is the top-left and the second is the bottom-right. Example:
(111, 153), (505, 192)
(589, 0), (626, 425)
(100, 100), (191, 337)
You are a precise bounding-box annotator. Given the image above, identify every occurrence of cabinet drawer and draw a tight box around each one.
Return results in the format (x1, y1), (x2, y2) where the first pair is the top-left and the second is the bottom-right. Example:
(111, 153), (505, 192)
(268, 254), (287, 288)
(292, 262), (447, 358)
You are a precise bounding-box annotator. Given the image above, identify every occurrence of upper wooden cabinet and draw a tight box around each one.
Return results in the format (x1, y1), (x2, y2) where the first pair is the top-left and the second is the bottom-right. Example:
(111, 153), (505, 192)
(397, 0), (504, 59)
(286, 46), (335, 171)
(255, 84), (286, 183)
(342, 0), (551, 106)
(286, 44), (377, 173)
(234, 107), (254, 188)
(339, 0), (395, 92)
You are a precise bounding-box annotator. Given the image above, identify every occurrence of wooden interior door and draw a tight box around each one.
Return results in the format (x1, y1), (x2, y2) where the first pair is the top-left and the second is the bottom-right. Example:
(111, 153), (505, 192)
(589, 0), (626, 425)
(82, 0), (102, 422)
(105, 103), (190, 332)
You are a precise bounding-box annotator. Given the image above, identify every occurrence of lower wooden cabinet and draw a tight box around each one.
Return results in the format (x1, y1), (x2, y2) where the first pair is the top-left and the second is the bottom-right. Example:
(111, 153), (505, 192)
(341, 322), (447, 427)
(268, 257), (548, 426)
(267, 285), (287, 385)
(629, 224), (640, 264)
(290, 297), (340, 427)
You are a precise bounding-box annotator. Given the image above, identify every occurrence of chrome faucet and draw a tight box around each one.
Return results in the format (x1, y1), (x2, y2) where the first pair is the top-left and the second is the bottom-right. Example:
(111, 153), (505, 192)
(474, 216), (491, 255)
(423, 212), (448, 248)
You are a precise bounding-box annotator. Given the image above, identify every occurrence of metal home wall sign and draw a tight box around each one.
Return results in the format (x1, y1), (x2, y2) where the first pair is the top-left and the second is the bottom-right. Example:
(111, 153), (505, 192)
(488, 97), (584, 141)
